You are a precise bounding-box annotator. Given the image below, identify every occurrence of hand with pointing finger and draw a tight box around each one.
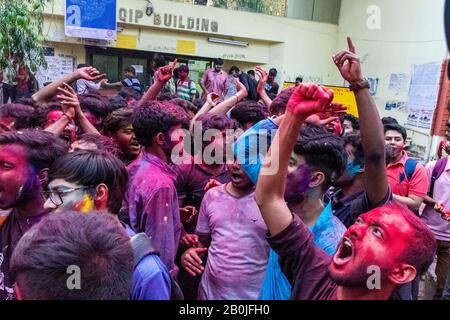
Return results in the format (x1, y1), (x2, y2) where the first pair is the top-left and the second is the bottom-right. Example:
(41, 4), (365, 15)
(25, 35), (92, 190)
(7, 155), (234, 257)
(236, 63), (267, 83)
(333, 37), (363, 84)
(156, 59), (178, 83)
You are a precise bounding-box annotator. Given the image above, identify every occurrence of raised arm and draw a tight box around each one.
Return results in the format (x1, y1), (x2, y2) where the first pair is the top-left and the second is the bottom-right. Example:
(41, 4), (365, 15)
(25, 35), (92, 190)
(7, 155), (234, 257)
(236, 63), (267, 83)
(333, 37), (389, 206)
(255, 67), (273, 109)
(209, 78), (248, 115)
(255, 83), (341, 236)
(137, 59), (177, 107)
(190, 92), (220, 131)
(60, 83), (100, 135)
(32, 67), (105, 103)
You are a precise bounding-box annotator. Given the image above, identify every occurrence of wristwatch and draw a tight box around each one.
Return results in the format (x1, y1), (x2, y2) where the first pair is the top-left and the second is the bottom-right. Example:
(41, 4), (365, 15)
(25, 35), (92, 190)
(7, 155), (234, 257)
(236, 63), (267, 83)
(349, 79), (370, 92)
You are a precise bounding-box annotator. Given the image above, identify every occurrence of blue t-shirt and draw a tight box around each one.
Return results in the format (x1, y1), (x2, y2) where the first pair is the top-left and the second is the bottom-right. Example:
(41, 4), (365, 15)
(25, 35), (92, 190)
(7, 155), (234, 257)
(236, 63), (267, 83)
(259, 203), (346, 300)
(125, 224), (172, 300)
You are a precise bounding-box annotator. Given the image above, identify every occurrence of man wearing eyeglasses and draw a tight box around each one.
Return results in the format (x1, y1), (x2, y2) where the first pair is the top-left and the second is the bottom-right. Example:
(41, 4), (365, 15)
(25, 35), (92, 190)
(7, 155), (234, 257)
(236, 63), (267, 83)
(0, 130), (68, 300)
(43, 149), (172, 300)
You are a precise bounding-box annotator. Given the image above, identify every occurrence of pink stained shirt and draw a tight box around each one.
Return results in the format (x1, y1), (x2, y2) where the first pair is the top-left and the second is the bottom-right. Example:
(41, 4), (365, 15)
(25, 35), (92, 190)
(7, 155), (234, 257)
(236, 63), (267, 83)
(386, 152), (429, 198)
(200, 69), (228, 98)
(421, 157), (450, 241)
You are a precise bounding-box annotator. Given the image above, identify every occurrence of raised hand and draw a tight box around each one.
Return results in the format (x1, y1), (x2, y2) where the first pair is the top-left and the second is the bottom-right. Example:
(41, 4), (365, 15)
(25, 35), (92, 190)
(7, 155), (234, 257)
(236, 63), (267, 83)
(333, 37), (363, 83)
(287, 83), (344, 119)
(255, 66), (268, 94)
(181, 247), (208, 276)
(156, 58), (178, 83)
(56, 83), (80, 119)
(206, 92), (220, 107)
(76, 67), (106, 82)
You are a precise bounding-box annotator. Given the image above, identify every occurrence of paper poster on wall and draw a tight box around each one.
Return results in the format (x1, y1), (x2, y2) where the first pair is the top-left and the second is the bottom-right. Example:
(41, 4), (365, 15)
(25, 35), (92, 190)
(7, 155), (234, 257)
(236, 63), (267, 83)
(35, 55), (75, 89)
(282, 82), (358, 117)
(388, 73), (409, 96)
(406, 63), (441, 130)
(367, 77), (379, 96)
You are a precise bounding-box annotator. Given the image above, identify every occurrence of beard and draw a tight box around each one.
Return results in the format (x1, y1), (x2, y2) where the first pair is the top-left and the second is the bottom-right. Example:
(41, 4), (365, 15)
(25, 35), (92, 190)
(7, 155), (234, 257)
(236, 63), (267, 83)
(329, 261), (391, 288)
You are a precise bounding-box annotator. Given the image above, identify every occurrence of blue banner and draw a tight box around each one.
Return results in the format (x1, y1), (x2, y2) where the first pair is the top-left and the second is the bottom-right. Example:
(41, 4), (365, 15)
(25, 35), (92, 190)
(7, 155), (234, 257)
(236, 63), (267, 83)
(65, 0), (117, 41)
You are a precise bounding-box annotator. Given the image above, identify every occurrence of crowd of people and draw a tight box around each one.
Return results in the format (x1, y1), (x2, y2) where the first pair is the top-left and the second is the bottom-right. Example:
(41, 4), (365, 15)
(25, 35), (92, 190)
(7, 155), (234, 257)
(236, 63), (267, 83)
(0, 37), (449, 300)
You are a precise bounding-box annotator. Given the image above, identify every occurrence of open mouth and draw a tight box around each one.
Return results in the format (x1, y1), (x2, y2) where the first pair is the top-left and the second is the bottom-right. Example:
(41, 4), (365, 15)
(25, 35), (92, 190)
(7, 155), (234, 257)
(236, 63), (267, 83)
(333, 237), (354, 266)
(231, 172), (243, 182)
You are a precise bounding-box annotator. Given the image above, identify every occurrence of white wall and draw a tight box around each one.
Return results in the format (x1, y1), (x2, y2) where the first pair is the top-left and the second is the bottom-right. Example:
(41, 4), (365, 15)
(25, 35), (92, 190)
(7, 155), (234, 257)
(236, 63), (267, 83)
(335, 0), (448, 158)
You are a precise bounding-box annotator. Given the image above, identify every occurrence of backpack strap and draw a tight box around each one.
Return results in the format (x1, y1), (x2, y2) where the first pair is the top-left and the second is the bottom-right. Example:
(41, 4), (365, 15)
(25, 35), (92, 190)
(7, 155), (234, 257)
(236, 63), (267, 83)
(130, 233), (159, 268)
(428, 157), (448, 197)
(400, 158), (418, 183)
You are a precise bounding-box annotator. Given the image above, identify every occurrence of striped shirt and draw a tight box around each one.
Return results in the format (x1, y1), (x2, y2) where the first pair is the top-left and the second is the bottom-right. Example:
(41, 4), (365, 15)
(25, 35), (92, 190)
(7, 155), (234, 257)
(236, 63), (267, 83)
(176, 79), (196, 101)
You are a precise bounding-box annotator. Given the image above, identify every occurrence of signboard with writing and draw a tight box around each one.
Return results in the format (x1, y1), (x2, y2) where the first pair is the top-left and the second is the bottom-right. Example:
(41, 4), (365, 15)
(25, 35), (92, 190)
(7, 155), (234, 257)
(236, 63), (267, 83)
(283, 82), (359, 117)
(35, 55), (75, 88)
(65, 0), (117, 41)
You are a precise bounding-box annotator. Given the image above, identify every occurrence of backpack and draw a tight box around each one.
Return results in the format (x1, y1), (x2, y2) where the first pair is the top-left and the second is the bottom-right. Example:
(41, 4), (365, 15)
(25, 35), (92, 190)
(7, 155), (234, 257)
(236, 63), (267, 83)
(399, 158), (418, 184)
(130, 233), (184, 300)
(428, 157), (448, 198)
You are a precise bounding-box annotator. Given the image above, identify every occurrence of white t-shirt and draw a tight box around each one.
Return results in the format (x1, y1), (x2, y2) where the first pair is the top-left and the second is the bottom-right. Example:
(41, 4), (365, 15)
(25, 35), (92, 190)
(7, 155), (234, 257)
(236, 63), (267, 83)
(76, 79), (101, 95)
(196, 184), (269, 300)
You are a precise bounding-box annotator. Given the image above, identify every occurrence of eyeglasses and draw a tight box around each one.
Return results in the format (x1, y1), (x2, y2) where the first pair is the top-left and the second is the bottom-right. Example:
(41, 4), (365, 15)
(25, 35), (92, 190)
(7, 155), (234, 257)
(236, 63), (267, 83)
(42, 186), (92, 206)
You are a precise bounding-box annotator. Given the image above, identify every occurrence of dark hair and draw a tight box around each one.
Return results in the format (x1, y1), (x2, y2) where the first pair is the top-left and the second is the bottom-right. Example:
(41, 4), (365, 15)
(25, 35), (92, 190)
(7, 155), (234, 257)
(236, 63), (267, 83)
(370, 204), (436, 275)
(384, 123), (407, 141)
(103, 108), (133, 136)
(170, 98), (198, 115)
(14, 97), (37, 108)
(196, 113), (237, 136)
(213, 58), (224, 66)
(132, 101), (190, 147)
(270, 87), (294, 116)
(157, 92), (179, 101)
(178, 64), (189, 73)
(381, 116), (399, 125)
(343, 114), (360, 131)
(108, 95), (128, 112)
(118, 88), (142, 102)
(247, 70), (255, 77)
(295, 77), (303, 83)
(153, 54), (166, 69)
(125, 66), (136, 76)
(77, 64), (88, 69)
(11, 211), (134, 300)
(269, 68), (278, 76)
(230, 100), (268, 128)
(344, 132), (364, 167)
(445, 121), (450, 128)
(0, 104), (36, 130)
(0, 130), (68, 171)
(49, 150), (128, 215)
(294, 125), (346, 190)
(229, 66), (240, 74)
(79, 94), (110, 119)
(75, 133), (119, 156)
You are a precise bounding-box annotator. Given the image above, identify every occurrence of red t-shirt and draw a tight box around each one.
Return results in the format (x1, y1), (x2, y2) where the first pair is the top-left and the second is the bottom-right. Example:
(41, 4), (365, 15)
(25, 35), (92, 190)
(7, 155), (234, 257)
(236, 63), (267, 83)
(386, 152), (429, 198)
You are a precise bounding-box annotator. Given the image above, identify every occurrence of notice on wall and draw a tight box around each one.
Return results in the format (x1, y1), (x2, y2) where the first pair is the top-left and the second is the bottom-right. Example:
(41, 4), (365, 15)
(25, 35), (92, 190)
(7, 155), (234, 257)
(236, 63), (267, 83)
(35, 55), (75, 89)
(282, 83), (358, 117)
(388, 73), (409, 96)
(406, 63), (441, 130)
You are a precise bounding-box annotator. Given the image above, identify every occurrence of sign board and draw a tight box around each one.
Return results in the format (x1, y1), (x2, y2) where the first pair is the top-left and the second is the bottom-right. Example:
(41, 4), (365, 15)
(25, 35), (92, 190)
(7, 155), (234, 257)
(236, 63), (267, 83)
(65, 0), (117, 41)
(282, 82), (359, 117)
(35, 55), (75, 88)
